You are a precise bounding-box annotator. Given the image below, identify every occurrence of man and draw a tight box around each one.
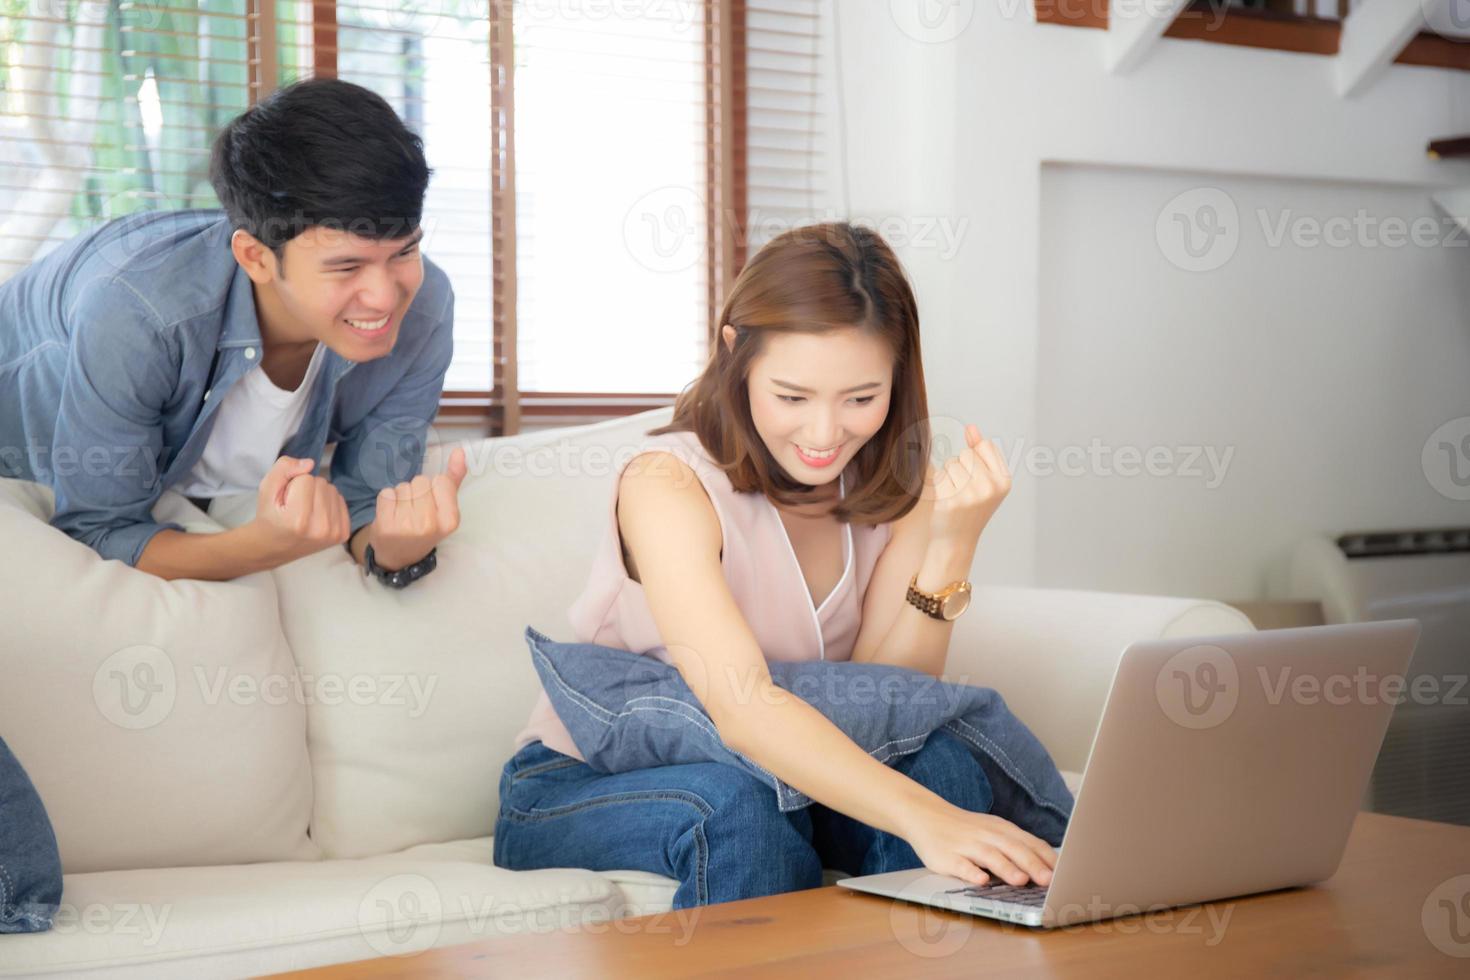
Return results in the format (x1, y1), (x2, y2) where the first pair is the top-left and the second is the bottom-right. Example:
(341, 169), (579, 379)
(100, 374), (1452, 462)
(0, 78), (465, 587)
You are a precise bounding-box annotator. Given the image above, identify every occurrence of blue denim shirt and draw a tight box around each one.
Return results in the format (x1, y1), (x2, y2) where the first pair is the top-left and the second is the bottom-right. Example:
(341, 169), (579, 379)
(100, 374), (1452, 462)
(0, 209), (454, 566)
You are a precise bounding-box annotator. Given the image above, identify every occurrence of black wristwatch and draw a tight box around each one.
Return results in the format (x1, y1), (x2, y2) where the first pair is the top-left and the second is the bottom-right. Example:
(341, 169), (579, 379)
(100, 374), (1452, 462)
(363, 543), (437, 589)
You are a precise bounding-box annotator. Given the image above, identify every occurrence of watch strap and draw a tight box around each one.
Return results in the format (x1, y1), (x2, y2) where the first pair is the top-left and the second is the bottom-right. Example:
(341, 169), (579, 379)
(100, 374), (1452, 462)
(906, 574), (968, 621)
(365, 543), (437, 589)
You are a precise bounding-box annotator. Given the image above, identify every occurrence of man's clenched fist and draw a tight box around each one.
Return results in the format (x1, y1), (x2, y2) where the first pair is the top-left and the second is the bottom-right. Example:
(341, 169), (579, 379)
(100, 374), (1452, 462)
(249, 455), (352, 564)
(364, 446), (468, 570)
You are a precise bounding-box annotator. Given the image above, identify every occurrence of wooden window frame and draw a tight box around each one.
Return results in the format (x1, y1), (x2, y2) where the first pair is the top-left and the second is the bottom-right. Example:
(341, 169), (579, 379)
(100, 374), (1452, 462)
(489, 0), (518, 435)
(269, 1), (750, 434)
(246, 1), (338, 100)
(1033, 0), (1470, 69)
(708, 0), (749, 349)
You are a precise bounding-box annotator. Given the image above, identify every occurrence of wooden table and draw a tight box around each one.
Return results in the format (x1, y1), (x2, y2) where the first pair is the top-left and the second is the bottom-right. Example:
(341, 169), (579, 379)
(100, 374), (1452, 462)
(270, 813), (1470, 978)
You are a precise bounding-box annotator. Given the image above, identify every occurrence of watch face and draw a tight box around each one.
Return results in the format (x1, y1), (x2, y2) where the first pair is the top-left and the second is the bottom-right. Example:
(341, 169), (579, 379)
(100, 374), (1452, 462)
(941, 589), (972, 621)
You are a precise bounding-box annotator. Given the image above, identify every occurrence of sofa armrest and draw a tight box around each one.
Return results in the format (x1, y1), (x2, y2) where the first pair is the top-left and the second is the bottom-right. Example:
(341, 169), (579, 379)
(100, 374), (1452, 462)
(941, 587), (1256, 773)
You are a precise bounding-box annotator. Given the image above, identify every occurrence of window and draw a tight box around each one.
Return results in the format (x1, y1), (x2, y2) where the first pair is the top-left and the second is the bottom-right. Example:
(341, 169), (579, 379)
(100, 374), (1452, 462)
(1, 0), (833, 435)
(290, 2), (497, 397)
(511, 0), (710, 397)
(744, 0), (829, 253)
(0, 0), (259, 276)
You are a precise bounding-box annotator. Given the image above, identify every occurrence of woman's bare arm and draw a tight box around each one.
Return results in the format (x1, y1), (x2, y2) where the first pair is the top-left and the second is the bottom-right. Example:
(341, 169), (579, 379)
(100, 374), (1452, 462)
(852, 425), (1013, 677)
(616, 452), (1054, 885)
(848, 493), (977, 677)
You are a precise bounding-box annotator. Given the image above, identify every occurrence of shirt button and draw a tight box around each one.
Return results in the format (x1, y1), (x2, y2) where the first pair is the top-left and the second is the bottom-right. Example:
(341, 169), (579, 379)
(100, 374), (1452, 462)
(244, 347), (256, 360)
(203, 388), (212, 400)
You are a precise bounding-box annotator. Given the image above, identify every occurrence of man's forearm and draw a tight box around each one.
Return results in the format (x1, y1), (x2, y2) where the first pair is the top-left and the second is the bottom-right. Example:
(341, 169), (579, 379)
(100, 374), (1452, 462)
(348, 522), (373, 566)
(134, 524), (284, 581)
(348, 520), (436, 571)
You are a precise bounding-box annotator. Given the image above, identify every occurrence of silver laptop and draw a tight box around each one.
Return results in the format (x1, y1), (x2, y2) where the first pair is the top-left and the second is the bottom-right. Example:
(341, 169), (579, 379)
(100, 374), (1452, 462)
(836, 619), (1422, 927)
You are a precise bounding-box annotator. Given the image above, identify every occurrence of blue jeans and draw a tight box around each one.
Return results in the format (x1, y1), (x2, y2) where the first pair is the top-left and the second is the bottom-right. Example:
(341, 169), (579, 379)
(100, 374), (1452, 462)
(1, 737), (62, 933)
(492, 729), (993, 910)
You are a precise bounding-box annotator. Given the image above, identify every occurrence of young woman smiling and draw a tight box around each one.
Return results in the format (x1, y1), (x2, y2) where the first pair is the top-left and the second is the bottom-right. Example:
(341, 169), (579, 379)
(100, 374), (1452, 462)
(496, 222), (1055, 909)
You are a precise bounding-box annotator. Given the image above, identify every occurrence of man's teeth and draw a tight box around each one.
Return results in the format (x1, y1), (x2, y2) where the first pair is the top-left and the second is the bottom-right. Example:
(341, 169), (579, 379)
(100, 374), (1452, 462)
(799, 445), (839, 459)
(345, 315), (390, 332)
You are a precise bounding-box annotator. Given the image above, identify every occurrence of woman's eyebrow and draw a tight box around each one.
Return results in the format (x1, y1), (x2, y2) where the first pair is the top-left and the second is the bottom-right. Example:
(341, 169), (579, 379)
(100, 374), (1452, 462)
(772, 379), (883, 394)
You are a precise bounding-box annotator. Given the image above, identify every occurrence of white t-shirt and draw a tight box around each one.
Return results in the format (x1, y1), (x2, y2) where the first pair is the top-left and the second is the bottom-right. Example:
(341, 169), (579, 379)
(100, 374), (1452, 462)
(176, 343), (327, 499)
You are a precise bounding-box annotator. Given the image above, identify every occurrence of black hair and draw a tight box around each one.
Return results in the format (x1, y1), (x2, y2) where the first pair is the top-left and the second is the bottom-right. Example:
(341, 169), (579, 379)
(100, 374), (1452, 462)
(209, 77), (431, 262)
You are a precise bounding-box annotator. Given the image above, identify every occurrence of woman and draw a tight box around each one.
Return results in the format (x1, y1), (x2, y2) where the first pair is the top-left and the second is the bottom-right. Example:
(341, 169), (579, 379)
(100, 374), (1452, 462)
(495, 222), (1057, 909)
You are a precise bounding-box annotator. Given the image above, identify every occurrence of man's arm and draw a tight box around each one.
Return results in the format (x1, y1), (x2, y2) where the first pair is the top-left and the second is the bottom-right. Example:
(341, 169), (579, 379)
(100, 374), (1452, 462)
(48, 278), (191, 566)
(51, 279), (348, 580)
(137, 456), (350, 581)
(347, 519), (374, 566)
(136, 526), (278, 581)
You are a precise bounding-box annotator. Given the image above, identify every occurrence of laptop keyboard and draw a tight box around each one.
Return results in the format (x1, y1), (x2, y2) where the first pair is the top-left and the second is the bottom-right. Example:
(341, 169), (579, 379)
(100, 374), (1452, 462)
(943, 883), (1049, 907)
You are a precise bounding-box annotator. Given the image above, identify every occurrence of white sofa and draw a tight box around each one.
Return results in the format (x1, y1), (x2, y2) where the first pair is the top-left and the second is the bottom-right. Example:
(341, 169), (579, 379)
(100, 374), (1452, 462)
(0, 408), (1255, 978)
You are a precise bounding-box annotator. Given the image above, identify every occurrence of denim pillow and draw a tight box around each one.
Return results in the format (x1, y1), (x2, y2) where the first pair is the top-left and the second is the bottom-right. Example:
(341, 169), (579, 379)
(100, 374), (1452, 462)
(0, 736), (62, 933)
(525, 627), (1074, 846)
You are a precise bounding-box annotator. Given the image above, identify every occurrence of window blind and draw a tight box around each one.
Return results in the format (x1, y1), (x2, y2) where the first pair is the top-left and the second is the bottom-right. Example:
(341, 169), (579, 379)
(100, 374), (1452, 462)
(0, 0), (259, 278)
(508, 0), (710, 396)
(744, 0), (827, 252)
(1, 0), (831, 435)
(505, 0), (830, 419)
(278, 1), (497, 397)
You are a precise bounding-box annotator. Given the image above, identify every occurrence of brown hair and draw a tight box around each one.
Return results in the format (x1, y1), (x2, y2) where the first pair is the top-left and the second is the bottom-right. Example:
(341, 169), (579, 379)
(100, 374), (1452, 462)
(651, 221), (930, 525)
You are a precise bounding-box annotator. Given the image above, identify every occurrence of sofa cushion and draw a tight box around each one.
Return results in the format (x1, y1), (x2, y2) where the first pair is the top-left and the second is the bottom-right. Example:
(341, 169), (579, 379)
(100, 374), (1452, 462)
(204, 409), (678, 859)
(0, 480), (317, 873)
(0, 838), (669, 979)
(937, 586), (1257, 773)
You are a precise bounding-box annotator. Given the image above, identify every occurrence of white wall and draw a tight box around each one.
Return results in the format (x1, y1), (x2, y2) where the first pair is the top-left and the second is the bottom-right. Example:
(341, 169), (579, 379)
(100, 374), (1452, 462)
(1039, 163), (1470, 597)
(831, 2), (1470, 598)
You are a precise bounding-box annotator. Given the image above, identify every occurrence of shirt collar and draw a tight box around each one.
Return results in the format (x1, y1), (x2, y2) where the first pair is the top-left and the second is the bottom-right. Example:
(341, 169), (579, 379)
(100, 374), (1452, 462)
(218, 263), (264, 350)
(216, 261), (356, 381)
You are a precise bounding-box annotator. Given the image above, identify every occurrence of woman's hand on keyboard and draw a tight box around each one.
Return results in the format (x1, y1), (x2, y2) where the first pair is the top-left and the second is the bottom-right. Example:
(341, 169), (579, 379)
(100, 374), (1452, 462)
(902, 799), (1057, 888)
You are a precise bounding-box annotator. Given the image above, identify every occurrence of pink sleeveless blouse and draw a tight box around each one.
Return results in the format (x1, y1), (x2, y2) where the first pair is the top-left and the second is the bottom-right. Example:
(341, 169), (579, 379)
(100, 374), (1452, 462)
(511, 428), (894, 760)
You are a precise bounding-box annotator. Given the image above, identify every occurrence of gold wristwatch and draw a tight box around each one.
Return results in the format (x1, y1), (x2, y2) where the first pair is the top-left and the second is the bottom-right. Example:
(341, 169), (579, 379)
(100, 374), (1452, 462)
(906, 574), (973, 622)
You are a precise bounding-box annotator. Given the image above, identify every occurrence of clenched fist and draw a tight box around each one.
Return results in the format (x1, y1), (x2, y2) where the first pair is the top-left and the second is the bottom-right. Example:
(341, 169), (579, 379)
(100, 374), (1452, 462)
(926, 424), (1012, 551)
(366, 446), (469, 570)
(249, 455), (352, 564)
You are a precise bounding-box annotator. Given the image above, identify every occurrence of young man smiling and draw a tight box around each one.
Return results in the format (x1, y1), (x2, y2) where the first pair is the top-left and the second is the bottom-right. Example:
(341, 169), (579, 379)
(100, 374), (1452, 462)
(0, 78), (465, 586)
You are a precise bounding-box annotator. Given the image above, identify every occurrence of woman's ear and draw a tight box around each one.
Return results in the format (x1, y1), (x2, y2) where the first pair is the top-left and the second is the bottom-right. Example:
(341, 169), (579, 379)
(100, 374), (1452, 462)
(721, 323), (738, 354)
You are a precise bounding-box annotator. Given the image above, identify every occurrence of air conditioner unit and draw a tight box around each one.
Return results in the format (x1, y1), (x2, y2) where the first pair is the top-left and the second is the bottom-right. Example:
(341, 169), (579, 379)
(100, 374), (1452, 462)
(1271, 528), (1470, 826)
